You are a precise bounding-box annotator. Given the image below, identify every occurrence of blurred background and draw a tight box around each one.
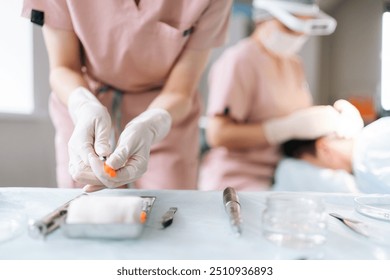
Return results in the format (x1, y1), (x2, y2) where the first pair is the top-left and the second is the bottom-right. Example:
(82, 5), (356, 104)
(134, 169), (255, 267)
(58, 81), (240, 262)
(0, 0), (388, 187)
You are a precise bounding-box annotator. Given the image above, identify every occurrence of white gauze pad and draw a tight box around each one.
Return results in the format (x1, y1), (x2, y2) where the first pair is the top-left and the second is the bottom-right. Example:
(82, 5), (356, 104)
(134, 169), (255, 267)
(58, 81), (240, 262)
(66, 196), (143, 224)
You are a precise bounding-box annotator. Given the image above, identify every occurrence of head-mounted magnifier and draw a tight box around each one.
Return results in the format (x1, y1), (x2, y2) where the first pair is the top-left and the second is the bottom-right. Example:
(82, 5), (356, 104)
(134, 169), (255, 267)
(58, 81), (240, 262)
(253, 0), (337, 36)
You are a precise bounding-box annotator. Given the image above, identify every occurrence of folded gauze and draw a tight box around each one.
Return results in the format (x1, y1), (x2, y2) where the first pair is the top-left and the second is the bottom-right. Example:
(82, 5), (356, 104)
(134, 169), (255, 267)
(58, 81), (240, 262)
(66, 196), (144, 224)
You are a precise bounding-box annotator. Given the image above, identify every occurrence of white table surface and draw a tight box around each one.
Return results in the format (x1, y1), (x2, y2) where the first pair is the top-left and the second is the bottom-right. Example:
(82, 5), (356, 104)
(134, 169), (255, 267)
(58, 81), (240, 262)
(1, 187), (390, 260)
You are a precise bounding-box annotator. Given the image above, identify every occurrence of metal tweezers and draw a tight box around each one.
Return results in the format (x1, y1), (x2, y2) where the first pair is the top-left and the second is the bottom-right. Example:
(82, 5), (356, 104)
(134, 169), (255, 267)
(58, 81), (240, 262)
(28, 193), (87, 239)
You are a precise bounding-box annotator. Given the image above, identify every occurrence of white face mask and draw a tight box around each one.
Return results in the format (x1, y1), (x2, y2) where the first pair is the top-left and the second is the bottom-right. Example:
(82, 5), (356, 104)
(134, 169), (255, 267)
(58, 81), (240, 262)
(258, 22), (308, 57)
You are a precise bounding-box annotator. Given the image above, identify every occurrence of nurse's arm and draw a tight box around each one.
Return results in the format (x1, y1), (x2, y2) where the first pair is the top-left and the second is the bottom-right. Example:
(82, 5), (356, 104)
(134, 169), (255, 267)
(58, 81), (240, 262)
(148, 48), (210, 124)
(207, 115), (271, 149)
(42, 25), (88, 105)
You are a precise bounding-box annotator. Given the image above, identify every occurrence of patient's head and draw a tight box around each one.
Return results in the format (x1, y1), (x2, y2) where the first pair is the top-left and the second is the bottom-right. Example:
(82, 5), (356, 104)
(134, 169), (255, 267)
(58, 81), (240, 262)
(282, 136), (354, 173)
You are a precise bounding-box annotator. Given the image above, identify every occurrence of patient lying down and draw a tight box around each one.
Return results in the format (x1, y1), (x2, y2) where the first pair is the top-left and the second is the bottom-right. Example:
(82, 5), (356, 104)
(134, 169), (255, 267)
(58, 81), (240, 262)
(278, 116), (390, 194)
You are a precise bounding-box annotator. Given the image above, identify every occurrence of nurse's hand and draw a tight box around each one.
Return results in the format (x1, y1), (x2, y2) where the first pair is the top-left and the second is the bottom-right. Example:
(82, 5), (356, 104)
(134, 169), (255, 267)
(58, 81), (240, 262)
(67, 87), (112, 184)
(263, 106), (340, 145)
(85, 108), (172, 190)
(333, 99), (364, 138)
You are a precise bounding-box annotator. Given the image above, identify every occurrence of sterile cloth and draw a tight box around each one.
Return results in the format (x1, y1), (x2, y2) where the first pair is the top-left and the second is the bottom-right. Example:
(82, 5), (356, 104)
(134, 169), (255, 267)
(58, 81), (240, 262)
(353, 117), (390, 194)
(273, 158), (359, 193)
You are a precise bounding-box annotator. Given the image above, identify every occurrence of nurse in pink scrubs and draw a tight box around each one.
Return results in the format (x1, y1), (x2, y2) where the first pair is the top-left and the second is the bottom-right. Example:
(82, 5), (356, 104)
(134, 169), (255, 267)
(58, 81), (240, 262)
(22, 0), (233, 190)
(199, 0), (338, 191)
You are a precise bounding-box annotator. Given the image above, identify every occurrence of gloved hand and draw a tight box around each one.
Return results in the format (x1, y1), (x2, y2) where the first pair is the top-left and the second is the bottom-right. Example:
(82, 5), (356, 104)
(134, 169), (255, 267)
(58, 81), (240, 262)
(67, 87), (111, 185)
(263, 105), (340, 145)
(333, 99), (364, 138)
(84, 108), (172, 191)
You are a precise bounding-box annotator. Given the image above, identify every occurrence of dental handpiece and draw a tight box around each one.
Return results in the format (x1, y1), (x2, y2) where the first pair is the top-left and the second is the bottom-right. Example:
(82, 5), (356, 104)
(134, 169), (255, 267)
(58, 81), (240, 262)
(223, 187), (242, 236)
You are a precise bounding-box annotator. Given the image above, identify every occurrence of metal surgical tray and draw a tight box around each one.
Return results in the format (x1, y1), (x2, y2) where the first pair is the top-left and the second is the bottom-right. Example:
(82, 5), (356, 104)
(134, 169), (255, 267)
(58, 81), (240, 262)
(61, 196), (156, 239)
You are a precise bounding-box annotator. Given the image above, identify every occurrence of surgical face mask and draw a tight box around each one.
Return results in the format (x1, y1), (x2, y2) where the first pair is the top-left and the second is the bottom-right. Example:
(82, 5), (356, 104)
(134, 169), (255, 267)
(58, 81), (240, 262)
(258, 21), (308, 57)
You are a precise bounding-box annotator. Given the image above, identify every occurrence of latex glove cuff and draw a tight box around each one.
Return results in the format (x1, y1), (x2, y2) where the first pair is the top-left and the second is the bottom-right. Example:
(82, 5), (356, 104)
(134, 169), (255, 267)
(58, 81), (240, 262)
(68, 87), (104, 124)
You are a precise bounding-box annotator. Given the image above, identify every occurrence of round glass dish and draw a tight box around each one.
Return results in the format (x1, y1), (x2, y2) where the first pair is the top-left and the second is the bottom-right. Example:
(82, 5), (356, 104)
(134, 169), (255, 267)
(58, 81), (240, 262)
(354, 195), (390, 222)
(262, 193), (328, 249)
(0, 209), (26, 243)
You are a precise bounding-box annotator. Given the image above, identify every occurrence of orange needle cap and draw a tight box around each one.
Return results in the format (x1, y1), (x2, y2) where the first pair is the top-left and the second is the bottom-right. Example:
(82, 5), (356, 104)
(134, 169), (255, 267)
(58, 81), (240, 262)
(103, 162), (117, 177)
(140, 211), (147, 224)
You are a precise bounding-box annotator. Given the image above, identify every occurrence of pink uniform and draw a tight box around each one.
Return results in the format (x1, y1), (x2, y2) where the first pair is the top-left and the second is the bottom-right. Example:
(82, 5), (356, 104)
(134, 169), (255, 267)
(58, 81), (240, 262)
(199, 38), (313, 191)
(22, 0), (232, 189)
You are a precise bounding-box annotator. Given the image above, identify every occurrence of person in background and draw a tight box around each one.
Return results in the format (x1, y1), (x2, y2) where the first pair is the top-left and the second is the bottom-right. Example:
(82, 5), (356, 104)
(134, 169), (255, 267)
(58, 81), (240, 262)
(274, 99), (363, 193)
(199, 0), (338, 191)
(21, 0), (233, 191)
(278, 100), (390, 194)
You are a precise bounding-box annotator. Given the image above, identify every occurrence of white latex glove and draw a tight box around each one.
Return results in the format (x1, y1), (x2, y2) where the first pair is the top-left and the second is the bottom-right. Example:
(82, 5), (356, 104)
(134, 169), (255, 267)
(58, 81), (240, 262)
(84, 108), (172, 191)
(67, 87), (111, 185)
(263, 106), (340, 145)
(333, 99), (364, 138)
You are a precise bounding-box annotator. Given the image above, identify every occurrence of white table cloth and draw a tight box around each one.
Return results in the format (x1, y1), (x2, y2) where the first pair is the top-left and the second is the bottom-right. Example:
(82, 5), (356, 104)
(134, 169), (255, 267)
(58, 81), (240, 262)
(1, 187), (389, 260)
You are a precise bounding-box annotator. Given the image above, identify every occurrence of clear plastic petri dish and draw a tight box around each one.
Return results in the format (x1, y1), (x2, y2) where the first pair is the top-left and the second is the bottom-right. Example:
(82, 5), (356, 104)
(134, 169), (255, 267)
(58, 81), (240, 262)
(0, 209), (26, 243)
(262, 193), (328, 249)
(354, 195), (390, 222)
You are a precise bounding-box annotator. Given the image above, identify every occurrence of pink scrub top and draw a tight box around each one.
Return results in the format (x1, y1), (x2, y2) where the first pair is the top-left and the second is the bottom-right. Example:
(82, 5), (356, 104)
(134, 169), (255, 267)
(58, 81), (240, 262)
(22, 0), (232, 189)
(199, 38), (313, 191)
(22, 0), (232, 92)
